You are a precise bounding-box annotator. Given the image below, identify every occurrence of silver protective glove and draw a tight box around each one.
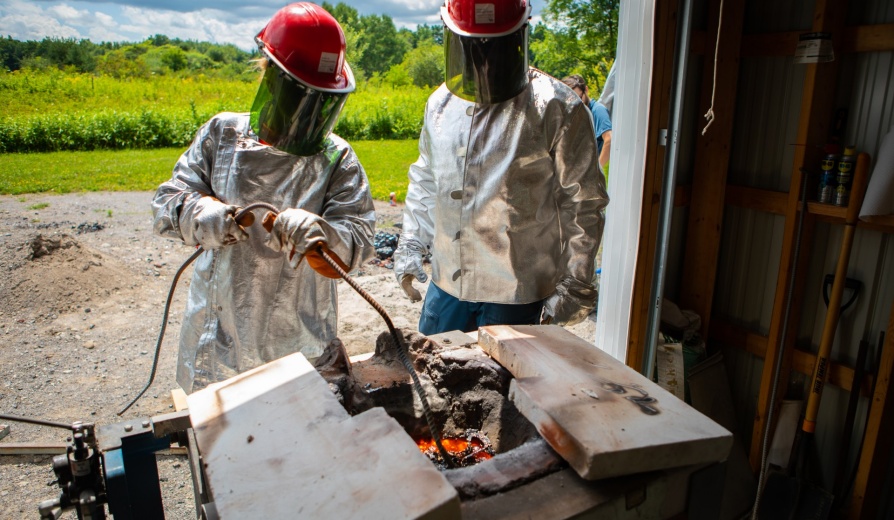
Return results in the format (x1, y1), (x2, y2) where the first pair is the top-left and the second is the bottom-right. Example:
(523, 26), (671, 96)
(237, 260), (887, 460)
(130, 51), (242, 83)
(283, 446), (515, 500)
(266, 208), (331, 269)
(540, 277), (598, 326)
(392, 237), (428, 302)
(190, 196), (248, 250)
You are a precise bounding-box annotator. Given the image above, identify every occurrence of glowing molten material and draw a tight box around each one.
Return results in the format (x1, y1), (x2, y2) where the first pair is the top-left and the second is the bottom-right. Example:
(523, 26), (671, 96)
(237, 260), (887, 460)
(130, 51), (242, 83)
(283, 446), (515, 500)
(416, 430), (494, 468)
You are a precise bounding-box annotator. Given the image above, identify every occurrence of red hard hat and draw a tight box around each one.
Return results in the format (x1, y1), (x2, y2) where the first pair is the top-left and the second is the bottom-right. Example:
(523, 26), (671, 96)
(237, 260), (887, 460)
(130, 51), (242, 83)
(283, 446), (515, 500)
(256, 2), (354, 93)
(441, 0), (532, 37)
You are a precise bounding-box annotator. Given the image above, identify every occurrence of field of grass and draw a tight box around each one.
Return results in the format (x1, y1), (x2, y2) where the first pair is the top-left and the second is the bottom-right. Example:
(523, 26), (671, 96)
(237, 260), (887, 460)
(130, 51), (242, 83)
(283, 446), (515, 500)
(0, 70), (430, 152)
(0, 140), (419, 201)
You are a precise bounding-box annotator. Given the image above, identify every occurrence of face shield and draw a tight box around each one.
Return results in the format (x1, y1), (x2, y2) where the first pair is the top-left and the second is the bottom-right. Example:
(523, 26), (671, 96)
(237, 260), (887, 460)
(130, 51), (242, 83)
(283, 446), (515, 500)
(444, 25), (529, 104)
(250, 62), (349, 156)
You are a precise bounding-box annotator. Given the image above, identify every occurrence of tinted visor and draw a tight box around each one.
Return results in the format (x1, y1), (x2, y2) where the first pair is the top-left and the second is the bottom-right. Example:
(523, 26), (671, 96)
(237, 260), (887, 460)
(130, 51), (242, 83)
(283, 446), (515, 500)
(250, 65), (348, 156)
(444, 26), (529, 104)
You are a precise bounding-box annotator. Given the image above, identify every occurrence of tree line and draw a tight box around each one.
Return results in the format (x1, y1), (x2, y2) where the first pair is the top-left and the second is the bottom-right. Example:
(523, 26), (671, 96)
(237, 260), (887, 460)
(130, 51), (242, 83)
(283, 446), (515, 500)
(1, 0), (616, 93)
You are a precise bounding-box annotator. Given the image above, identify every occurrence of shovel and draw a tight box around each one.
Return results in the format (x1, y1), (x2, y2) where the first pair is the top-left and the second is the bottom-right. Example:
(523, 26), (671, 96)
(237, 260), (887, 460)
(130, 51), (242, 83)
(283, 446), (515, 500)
(759, 152), (871, 519)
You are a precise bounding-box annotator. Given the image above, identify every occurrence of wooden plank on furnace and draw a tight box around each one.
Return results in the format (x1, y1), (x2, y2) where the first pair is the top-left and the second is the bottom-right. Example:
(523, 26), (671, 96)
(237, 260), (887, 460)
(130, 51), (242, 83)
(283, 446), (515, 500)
(478, 325), (733, 481)
(187, 352), (460, 520)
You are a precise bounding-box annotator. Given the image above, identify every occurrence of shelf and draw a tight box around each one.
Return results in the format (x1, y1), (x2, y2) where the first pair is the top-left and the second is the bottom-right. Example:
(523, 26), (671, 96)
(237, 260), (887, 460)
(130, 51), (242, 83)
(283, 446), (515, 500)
(721, 185), (894, 234)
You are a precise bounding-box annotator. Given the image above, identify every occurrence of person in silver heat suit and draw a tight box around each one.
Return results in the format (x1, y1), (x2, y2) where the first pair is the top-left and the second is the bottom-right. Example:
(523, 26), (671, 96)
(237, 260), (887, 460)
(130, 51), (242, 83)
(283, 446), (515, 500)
(394, 0), (609, 335)
(151, 3), (375, 392)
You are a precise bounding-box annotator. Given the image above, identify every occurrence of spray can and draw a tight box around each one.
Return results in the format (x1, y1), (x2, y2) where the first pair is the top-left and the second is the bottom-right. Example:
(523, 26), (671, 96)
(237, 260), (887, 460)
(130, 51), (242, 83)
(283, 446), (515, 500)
(833, 146), (857, 206)
(817, 152), (838, 203)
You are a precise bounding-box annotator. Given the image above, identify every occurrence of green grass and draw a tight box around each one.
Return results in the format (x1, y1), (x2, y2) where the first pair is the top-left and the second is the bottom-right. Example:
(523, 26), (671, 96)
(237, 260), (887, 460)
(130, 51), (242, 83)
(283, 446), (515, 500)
(0, 148), (180, 194)
(0, 140), (419, 201)
(352, 140), (418, 201)
(1, 71), (431, 151)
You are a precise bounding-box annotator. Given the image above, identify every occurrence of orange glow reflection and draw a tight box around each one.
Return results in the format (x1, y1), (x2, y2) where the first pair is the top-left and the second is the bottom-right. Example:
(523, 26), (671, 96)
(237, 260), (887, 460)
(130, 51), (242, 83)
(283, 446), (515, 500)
(416, 436), (493, 463)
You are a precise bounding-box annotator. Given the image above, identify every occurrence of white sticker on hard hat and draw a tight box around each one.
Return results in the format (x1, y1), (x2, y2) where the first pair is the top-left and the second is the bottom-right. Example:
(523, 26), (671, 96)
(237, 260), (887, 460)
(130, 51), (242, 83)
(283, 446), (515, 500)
(318, 52), (338, 74)
(475, 4), (496, 24)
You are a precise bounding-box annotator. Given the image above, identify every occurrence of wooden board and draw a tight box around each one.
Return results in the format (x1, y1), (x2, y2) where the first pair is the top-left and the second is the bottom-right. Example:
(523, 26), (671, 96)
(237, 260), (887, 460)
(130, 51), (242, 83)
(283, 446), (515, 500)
(187, 352), (460, 520)
(0, 442), (67, 455)
(478, 325), (733, 480)
(171, 388), (189, 412)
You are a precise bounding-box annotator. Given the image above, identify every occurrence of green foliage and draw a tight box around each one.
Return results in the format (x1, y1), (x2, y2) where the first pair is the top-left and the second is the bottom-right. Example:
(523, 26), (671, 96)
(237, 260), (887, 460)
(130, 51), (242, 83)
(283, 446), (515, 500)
(0, 142), (420, 201)
(335, 83), (430, 140)
(357, 14), (410, 76)
(532, 0), (618, 91)
(404, 42), (444, 88)
(0, 35), (255, 77)
(0, 69), (429, 151)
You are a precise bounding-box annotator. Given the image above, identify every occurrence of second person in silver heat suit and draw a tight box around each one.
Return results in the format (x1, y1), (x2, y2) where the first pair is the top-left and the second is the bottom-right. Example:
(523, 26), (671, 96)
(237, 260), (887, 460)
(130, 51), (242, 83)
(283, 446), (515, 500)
(394, 0), (609, 335)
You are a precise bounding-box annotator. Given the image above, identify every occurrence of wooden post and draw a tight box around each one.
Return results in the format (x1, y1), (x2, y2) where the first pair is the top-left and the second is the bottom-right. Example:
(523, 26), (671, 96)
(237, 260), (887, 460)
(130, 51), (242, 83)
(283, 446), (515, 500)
(747, 0), (846, 471)
(849, 306), (894, 517)
(678, 0), (746, 338)
(627, 0), (678, 370)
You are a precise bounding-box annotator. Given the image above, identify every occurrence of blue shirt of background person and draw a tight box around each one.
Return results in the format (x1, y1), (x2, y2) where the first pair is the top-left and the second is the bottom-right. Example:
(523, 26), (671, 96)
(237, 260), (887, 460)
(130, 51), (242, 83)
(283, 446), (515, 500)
(589, 99), (612, 161)
(562, 74), (613, 170)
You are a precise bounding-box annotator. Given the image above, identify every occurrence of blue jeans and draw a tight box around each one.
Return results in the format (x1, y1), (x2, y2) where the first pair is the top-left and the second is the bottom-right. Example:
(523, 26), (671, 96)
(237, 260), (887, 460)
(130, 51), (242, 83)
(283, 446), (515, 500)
(418, 282), (544, 335)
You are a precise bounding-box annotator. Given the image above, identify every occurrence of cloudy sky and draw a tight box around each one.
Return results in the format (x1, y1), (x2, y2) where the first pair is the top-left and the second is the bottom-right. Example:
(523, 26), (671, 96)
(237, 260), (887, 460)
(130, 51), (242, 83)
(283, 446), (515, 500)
(1, 0), (542, 51)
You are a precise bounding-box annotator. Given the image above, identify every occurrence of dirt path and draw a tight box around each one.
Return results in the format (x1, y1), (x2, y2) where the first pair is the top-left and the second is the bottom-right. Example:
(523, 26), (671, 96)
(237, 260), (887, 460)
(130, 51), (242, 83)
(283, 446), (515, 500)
(0, 191), (595, 518)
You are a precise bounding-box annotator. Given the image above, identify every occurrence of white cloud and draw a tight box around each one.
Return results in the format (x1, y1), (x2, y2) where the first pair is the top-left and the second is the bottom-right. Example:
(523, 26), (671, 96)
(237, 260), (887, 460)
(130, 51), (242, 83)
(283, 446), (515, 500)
(0, 0), (540, 50)
(0, 1), (82, 40)
(117, 5), (265, 48)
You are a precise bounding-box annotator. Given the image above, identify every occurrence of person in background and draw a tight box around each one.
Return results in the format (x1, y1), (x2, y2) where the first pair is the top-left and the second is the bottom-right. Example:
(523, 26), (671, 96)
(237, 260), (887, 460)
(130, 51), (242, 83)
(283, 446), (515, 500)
(393, 0), (609, 335)
(562, 74), (612, 170)
(151, 2), (375, 392)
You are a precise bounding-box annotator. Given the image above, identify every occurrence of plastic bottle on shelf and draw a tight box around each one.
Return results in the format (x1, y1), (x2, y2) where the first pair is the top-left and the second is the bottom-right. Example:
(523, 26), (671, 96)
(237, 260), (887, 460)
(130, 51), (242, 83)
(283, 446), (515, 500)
(834, 146), (857, 206)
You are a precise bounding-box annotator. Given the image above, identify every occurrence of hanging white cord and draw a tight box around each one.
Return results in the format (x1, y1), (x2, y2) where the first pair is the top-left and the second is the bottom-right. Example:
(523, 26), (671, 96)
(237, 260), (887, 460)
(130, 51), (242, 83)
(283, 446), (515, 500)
(702, 0), (724, 135)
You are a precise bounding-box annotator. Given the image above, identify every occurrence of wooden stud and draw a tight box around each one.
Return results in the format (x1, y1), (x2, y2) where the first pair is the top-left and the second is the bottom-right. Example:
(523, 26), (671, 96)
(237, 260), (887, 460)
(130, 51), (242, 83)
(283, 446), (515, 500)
(679, 0), (747, 339)
(725, 185), (788, 215)
(711, 318), (874, 397)
(747, 0), (846, 472)
(694, 23), (894, 57)
(849, 307), (894, 517)
(627, 0), (678, 370)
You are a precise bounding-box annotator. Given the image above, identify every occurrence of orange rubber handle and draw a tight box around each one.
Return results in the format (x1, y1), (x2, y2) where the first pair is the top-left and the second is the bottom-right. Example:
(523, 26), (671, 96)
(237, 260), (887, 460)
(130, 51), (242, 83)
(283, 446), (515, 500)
(261, 212), (348, 279)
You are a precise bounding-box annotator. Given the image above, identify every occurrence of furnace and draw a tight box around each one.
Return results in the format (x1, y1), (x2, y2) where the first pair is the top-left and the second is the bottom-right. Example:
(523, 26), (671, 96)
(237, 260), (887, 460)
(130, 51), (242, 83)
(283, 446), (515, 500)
(183, 324), (733, 519)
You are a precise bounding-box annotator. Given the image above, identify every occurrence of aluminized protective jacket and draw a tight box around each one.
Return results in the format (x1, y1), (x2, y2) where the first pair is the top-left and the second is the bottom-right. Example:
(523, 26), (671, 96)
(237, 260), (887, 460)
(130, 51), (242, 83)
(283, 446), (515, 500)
(152, 112), (375, 392)
(396, 69), (608, 307)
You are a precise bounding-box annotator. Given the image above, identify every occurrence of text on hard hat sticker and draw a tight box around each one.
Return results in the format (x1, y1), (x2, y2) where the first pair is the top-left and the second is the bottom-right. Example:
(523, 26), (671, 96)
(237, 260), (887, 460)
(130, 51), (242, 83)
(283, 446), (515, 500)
(318, 52), (338, 74)
(475, 4), (495, 24)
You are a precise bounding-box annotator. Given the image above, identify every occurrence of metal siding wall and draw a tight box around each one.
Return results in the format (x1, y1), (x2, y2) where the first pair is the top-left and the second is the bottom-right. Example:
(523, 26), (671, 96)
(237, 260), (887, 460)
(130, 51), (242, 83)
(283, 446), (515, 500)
(804, 50), (894, 492)
(729, 57), (805, 191)
(690, 0), (894, 491)
(744, 0), (813, 33)
(849, 0), (894, 25)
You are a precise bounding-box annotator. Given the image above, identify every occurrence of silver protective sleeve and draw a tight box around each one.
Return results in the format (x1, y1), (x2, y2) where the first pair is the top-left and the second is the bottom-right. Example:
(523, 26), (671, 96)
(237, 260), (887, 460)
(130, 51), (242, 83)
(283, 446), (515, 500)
(400, 69), (609, 305)
(152, 112), (375, 392)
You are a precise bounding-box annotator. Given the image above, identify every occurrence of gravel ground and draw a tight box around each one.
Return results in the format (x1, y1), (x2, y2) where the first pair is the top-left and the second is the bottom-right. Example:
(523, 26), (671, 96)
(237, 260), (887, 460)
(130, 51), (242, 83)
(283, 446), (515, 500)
(0, 191), (596, 519)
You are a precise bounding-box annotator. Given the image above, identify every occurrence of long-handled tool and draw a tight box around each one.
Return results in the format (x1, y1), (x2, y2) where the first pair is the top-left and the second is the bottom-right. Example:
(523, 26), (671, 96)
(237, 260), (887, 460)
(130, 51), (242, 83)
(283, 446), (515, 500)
(802, 153), (870, 438)
(118, 204), (456, 466)
(777, 153), (870, 518)
(756, 153), (871, 519)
